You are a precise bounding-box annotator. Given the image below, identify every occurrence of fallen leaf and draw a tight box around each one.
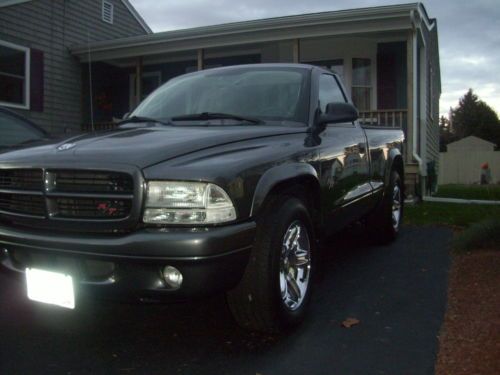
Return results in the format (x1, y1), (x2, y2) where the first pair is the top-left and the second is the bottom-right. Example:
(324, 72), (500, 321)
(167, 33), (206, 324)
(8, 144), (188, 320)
(341, 317), (360, 328)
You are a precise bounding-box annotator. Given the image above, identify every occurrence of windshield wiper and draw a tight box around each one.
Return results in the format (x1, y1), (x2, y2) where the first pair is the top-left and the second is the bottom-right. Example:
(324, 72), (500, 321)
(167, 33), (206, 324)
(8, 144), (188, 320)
(171, 112), (264, 125)
(118, 115), (173, 126)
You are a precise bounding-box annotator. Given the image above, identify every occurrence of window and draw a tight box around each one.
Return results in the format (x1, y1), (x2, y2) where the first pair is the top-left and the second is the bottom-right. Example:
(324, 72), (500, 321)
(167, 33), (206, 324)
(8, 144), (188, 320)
(0, 40), (30, 109)
(318, 74), (346, 113)
(352, 58), (372, 111)
(102, 1), (114, 24)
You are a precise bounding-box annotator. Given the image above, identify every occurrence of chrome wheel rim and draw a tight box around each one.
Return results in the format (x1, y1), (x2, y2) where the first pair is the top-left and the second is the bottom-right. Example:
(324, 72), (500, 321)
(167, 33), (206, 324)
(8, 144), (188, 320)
(280, 220), (311, 311)
(392, 184), (402, 230)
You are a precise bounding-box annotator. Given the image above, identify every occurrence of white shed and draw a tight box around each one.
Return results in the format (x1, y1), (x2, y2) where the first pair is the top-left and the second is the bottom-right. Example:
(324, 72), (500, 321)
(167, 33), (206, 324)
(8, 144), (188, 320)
(446, 136), (496, 152)
(439, 136), (499, 184)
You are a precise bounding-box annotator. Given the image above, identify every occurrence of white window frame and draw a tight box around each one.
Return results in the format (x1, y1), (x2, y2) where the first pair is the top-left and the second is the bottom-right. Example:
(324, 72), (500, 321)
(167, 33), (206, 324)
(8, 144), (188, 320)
(102, 1), (114, 24)
(0, 39), (30, 110)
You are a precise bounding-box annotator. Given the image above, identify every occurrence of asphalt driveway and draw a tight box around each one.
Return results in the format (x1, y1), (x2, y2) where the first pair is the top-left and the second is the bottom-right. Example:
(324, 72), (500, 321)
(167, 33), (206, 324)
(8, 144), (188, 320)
(0, 226), (452, 375)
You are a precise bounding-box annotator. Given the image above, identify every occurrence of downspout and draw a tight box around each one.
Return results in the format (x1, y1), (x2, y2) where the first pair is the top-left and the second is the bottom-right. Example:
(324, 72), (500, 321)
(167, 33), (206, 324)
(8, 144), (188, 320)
(410, 10), (423, 172)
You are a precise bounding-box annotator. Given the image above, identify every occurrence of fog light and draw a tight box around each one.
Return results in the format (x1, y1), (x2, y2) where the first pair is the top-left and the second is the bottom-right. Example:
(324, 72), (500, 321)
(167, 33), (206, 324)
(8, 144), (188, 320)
(162, 266), (183, 290)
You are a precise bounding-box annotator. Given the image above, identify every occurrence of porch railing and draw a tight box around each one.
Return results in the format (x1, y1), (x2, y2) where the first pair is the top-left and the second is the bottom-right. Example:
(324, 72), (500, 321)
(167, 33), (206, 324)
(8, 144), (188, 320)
(358, 109), (407, 129)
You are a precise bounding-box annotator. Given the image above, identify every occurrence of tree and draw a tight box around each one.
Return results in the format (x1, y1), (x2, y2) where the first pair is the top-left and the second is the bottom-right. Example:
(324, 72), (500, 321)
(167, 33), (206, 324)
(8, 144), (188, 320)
(450, 89), (500, 147)
(439, 115), (456, 151)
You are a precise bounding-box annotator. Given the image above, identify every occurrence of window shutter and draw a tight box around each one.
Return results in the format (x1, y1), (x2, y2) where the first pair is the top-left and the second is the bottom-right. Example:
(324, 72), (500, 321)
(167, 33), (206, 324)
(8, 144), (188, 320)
(30, 48), (44, 112)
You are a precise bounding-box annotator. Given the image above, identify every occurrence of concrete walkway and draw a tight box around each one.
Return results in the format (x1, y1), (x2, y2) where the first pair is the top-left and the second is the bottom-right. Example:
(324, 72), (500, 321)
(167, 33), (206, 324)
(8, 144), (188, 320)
(423, 196), (500, 205)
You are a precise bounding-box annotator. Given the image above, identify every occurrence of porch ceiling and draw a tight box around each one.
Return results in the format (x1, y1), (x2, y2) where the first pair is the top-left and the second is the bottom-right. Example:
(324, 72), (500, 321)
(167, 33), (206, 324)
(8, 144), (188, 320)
(70, 3), (429, 63)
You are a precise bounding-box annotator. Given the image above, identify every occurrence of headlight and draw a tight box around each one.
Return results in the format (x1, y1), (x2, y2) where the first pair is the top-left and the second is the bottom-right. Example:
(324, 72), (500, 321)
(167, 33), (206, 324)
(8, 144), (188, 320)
(143, 181), (237, 225)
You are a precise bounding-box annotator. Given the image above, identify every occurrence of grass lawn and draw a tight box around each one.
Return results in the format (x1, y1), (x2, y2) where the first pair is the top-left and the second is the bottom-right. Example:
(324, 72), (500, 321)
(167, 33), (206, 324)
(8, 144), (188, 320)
(404, 201), (500, 228)
(434, 184), (500, 201)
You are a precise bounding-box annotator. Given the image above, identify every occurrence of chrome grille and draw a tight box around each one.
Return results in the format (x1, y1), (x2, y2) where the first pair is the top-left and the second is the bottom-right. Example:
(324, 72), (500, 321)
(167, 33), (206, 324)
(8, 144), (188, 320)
(0, 192), (45, 216)
(0, 169), (43, 190)
(52, 170), (133, 194)
(0, 168), (135, 222)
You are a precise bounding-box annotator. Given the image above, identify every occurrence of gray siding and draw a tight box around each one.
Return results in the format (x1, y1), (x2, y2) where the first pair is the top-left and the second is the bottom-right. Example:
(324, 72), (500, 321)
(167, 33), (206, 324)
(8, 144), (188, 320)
(0, 0), (147, 134)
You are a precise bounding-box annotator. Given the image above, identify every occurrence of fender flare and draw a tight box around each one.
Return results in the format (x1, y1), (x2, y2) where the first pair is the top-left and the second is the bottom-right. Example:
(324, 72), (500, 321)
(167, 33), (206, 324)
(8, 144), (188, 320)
(250, 163), (319, 217)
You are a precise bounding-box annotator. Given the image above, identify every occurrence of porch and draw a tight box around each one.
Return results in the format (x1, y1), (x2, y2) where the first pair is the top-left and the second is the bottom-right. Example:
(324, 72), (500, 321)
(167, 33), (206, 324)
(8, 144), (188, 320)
(82, 35), (410, 133)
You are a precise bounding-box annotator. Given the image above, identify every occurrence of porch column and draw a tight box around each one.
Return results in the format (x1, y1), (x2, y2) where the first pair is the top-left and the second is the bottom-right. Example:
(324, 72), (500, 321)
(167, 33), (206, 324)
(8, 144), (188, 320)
(135, 57), (143, 107)
(292, 39), (301, 63)
(197, 48), (204, 70)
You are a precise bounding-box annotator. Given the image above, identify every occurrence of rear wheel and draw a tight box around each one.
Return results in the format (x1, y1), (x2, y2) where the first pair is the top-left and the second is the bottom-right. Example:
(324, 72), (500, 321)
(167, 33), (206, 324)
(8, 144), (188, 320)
(226, 194), (315, 333)
(368, 170), (403, 244)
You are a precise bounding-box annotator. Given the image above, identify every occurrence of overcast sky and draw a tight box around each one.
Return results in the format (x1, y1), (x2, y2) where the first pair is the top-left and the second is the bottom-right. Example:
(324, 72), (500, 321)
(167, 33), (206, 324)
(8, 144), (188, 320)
(130, 0), (500, 117)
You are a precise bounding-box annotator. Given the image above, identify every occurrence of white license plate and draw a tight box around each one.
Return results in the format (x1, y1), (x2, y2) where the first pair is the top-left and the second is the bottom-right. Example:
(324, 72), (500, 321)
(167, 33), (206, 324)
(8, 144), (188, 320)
(26, 268), (75, 309)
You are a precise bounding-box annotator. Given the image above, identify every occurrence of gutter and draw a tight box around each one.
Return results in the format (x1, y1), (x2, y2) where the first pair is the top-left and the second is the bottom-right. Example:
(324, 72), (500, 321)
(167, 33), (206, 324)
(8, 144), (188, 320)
(409, 13), (423, 174)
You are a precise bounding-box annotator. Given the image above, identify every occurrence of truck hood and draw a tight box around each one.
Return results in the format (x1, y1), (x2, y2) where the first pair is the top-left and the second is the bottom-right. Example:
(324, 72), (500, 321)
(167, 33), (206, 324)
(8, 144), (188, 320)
(0, 125), (306, 169)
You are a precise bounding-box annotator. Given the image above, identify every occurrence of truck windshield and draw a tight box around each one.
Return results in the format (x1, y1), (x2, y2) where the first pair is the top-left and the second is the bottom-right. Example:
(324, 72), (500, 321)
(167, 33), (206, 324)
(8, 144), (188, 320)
(131, 67), (310, 125)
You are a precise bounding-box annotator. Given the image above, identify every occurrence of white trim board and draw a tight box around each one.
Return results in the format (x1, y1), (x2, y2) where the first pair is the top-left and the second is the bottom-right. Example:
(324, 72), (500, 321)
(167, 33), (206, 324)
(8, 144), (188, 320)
(121, 0), (152, 34)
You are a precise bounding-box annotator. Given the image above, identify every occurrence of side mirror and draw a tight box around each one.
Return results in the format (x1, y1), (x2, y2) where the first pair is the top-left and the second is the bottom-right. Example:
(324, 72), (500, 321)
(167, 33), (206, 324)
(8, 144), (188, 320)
(122, 112), (130, 120)
(317, 102), (358, 126)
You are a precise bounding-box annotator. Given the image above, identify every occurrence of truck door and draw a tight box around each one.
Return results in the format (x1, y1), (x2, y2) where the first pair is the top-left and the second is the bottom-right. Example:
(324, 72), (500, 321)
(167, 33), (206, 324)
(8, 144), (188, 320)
(315, 73), (372, 234)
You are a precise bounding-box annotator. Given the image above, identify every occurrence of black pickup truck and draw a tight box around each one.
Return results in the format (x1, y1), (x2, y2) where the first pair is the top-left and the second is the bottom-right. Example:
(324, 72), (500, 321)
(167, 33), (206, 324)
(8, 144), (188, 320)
(0, 64), (404, 332)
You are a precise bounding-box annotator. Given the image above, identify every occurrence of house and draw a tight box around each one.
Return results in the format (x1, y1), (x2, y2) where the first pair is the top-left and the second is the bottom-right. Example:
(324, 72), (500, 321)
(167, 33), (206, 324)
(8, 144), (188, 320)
(439, 136), (499, 185)
(1, 2), (440, 196)
(0, 0), (151, 133)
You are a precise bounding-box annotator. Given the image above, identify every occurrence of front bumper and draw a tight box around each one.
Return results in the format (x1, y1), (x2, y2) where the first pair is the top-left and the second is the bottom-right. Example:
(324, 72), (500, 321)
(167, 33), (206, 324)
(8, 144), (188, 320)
(0, 222), (255, 302)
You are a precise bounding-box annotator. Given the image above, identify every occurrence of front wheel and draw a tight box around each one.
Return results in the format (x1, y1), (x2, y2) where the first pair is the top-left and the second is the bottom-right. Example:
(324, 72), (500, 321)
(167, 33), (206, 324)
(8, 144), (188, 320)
(226, 194), (315, 333)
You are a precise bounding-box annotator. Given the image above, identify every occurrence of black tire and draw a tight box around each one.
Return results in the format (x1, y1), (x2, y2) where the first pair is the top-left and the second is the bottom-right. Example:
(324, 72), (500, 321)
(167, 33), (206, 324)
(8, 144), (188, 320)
(368, 170), (404, 244)
(226, 194), (315, 333)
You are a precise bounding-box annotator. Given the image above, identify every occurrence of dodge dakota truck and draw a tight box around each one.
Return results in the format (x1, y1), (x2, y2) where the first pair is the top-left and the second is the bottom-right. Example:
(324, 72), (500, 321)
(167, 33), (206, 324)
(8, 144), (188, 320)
(0, 64), (404, 332)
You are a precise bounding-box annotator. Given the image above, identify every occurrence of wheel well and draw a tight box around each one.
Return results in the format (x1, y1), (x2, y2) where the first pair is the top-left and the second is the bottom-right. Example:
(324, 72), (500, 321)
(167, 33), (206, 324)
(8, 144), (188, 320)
(259, 175), (321, 235)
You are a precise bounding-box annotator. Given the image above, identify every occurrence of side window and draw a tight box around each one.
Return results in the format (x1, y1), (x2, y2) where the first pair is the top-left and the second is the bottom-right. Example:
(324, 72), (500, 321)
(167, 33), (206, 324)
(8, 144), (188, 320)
(318, 74), (346, 113)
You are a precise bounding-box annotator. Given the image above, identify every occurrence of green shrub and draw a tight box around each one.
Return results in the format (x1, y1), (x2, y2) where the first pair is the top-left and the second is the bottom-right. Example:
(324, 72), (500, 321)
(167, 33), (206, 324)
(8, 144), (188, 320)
(453, 219), (500, 253)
